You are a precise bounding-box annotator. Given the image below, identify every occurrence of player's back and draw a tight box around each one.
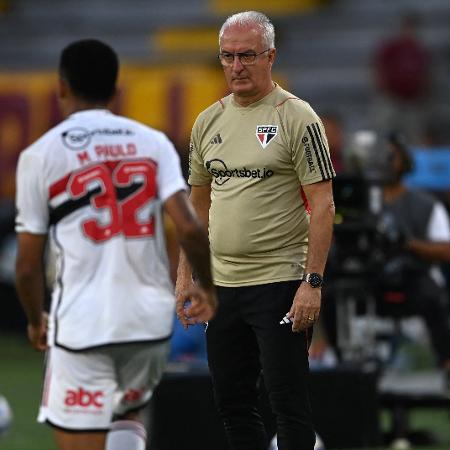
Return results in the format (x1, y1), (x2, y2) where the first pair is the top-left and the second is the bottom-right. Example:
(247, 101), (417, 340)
(16, 110), (186, 350)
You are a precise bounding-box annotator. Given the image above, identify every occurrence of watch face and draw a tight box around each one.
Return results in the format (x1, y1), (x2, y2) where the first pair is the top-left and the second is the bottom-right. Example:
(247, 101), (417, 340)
(308, 273), (323, 288)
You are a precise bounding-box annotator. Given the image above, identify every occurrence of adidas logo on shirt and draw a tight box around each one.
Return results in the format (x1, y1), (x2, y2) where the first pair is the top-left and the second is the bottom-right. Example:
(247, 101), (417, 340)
(210, 133), (222, 144)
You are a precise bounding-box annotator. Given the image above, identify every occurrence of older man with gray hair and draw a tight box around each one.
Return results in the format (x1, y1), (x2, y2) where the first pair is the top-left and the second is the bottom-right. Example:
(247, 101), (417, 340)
(176, 11), (335, 450)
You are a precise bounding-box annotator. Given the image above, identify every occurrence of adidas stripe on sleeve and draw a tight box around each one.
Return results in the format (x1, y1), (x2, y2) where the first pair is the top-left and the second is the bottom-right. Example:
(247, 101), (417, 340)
(305, 122), (334, 181)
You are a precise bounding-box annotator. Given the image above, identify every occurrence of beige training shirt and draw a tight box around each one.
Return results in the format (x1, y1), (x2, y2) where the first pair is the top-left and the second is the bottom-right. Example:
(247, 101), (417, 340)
(188, 84), (335, 286)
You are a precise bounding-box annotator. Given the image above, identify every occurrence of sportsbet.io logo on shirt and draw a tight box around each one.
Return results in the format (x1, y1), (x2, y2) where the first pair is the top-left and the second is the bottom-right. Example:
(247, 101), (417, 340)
(206, 159), (274, 186)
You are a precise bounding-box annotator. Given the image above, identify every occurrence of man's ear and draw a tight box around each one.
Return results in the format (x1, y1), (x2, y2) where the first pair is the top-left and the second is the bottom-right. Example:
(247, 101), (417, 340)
(268, 48), (276, 66)
(58, 77), (69, 99)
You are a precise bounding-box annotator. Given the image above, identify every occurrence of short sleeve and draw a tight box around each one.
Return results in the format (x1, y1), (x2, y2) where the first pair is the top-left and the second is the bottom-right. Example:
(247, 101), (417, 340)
(187, 122), (212, 186)
(15, 151), (49, 234)
(290, 106), (335, 185)
(427, 202), (450, 242)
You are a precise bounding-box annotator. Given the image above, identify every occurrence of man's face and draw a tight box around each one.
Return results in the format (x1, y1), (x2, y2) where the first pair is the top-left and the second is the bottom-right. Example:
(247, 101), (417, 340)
(385, 144), (405, 185)
(219, 24), (275, 102)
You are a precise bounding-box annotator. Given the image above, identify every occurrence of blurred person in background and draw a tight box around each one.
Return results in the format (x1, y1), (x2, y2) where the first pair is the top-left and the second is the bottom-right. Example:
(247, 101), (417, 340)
(372, 13), (432, 145)
(176, 11), (335, 450)
(380, 132), (450, 392)
(322, 132), (450, 396)
(15, 39), (216, 450)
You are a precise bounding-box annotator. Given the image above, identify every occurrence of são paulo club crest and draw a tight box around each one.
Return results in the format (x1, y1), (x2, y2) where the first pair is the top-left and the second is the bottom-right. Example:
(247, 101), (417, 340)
(256, 125), (278, 149)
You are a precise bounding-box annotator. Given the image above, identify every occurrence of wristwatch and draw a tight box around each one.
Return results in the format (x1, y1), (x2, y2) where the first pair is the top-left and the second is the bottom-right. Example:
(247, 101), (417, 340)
(302, 272), (323, 288)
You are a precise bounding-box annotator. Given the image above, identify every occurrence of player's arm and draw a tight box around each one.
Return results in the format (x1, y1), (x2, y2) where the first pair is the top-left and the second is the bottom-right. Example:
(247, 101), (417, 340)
(406, 202), (450, 262)
(288, 180), (335, 332)
(15, 232), (48, 351)
(406, 240), (450, 261)
(303, 179), (335, 279)
(175, 184), (211, 282)
(164, 186), (216, 326)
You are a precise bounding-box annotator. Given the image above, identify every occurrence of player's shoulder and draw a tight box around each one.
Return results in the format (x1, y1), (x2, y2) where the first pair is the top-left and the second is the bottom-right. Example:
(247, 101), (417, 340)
(194, 95), (231, 127)
(273, 85), (317, 117)
(109, 113), (170, 144)
(407, 187), (438, 206)
(20, 118), (70, 160)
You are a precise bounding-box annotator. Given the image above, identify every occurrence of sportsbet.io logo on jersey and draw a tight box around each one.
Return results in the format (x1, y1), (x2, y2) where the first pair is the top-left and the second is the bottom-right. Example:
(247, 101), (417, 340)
(206, 159), (273, 186)
(256, 125), (278, 149)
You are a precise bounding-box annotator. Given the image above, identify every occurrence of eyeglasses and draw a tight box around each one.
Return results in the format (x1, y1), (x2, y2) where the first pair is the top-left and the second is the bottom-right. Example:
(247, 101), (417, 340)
(218, 49), (270, 66)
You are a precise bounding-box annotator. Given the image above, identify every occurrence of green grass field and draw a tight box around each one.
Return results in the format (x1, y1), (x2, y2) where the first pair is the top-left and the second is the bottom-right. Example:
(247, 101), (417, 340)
(1, 332), (450, 450)
(1, 333), (55, 450)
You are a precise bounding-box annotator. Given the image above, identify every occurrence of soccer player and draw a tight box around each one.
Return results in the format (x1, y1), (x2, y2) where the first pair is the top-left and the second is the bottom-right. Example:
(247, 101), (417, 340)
(176, 11), (335, 450)
(15, 39), (216, 450)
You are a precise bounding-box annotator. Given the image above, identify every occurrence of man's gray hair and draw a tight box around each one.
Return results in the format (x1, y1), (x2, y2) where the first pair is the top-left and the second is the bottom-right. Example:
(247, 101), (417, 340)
(219, 11), (275, 49)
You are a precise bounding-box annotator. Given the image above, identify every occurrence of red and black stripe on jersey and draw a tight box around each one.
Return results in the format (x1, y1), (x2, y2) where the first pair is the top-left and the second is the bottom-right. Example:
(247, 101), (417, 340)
(48, 160), (146, 226)
(306, 122), (334, 181)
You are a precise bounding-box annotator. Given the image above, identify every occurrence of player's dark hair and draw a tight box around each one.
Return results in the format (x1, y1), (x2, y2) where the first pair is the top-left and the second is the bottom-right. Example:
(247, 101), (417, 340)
(59, 39), (118, 103)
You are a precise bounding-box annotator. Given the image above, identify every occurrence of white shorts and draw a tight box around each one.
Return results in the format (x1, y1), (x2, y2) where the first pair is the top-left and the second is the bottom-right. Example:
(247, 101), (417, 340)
(38, 340), (170, 431)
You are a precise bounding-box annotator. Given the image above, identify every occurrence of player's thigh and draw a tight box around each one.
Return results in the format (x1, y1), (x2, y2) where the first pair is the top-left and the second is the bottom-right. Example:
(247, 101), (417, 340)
(38, 346), (117, 431)
(114, 340), (170, 417)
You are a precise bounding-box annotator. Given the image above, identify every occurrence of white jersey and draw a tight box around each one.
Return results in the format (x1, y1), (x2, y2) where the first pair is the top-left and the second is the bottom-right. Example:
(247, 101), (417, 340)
(15, 109), (187, 350)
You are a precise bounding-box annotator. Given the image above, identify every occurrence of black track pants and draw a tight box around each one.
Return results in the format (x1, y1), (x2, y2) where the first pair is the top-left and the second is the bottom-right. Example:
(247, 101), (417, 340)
(206, 281), (315, 450)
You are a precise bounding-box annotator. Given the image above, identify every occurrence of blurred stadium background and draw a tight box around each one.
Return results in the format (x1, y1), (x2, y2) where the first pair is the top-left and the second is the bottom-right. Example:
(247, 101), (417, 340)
(1, 0), (450, 449)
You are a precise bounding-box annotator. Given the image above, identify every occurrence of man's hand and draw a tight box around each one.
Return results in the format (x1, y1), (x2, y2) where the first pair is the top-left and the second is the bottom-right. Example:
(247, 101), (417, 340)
(176, 285), (217, 329)
(175, 268), (194, 326)
(286, 284), (321, 332)
(27, 312), (48, 351)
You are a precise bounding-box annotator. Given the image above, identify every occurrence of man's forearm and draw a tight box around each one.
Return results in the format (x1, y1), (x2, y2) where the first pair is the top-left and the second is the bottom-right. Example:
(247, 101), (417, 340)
(305, 200), (335, 274)
(15, 270), (46, 326)
(406, 239), (450, 262)
(15, 233), (48, 326)
(177, 184), (212, 288)
(179, 228), (213, 290)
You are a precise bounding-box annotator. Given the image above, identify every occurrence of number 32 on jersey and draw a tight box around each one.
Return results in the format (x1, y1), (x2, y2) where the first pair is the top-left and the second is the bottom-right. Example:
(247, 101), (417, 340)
(68, 159), (157, 243)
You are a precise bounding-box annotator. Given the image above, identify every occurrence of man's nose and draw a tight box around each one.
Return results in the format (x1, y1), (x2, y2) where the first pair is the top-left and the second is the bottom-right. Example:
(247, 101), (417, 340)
(231, 56), (244, 70)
